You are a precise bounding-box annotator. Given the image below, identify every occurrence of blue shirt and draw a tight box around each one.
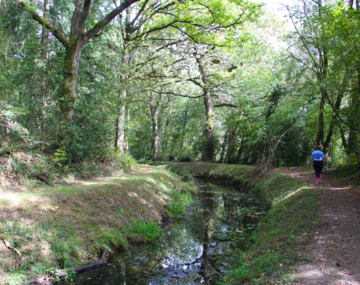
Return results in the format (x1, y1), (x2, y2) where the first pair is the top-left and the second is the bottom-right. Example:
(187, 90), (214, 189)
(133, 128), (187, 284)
(312, 150), (324, 161)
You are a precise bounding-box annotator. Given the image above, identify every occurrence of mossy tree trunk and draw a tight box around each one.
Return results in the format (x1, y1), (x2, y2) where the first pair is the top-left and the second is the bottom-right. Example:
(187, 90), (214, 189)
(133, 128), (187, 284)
(20, 0), (140, 138)
(61, 41), (85, 125)
(150, 95), (160, 161)
(115, 87), (127, 153)
(196, 55), (214, 161)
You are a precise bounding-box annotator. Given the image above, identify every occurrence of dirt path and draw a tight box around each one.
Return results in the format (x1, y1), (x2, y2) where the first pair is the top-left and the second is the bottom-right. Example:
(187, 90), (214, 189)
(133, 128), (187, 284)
(276, 168), (360, 285)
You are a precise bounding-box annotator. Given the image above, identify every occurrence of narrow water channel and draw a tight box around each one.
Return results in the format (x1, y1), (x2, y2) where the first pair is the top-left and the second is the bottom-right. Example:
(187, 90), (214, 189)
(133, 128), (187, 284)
(67, 181), (264, 285)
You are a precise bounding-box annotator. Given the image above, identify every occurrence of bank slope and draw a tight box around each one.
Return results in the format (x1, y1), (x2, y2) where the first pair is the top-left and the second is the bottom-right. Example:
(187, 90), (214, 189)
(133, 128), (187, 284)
(0, 166), (195, 284)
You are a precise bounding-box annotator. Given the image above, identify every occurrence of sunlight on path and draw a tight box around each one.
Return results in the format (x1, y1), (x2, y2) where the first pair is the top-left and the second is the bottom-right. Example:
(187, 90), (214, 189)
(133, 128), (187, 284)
(78, 166), (156, 186)
(280, 169), (360, 285)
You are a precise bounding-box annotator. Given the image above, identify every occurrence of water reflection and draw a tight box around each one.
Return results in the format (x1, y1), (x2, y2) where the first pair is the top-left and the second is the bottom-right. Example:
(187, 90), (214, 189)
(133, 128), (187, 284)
(68, 182), (262, 285)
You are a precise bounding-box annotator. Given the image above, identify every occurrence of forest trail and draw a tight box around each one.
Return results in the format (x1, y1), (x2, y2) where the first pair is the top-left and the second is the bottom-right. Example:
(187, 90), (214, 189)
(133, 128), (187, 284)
(275, 168), (360, 285)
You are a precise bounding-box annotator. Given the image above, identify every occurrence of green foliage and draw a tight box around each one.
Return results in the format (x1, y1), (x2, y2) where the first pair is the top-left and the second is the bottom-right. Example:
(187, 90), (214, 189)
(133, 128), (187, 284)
(53, 147), (67, 166)
(166, 188), (193, 216)
(126, 220), (161, 242)
(117, 153), (138, 173)
(52, 239), (83, 268)
(100, 230), (128, 248)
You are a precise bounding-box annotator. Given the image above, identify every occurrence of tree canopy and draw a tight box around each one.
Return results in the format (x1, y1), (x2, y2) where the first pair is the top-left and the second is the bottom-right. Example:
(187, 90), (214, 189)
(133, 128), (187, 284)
(1, 0), (359, 168)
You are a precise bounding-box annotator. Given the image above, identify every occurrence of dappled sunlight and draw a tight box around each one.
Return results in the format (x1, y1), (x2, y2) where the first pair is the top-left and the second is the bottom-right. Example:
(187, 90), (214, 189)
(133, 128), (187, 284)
(0, 191), (59, 214)
(159, 182), (172, 192)
(0, 163), (192, 283)
(0, 192), (29, 208)
(296, 263), (360, 285)
(296, 267), (323, 278)
(272, 187), (312, 206)
(128, 192), (149, 206)
(146, 177), (156, 184)
(293, 176), (360, 284)
(127, 192), (162, 220)
(318, 186), (351, 191)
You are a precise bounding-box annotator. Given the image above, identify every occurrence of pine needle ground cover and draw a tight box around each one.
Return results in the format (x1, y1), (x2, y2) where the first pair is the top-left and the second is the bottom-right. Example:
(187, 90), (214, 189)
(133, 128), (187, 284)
(0, 166), (195, 284)
(156, 162), (318, 284)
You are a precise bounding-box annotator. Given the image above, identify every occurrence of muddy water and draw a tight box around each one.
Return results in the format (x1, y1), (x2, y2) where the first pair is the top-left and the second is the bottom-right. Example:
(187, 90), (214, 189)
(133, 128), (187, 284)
(68, 181), (264, 285)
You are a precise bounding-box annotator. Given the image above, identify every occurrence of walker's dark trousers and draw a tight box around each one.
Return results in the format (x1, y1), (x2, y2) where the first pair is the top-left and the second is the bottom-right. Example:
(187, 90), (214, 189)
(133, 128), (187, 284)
(313, 161), (323, 178)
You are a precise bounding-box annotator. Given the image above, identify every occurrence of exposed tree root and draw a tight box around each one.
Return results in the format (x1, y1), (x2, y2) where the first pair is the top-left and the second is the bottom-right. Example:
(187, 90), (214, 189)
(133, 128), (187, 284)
(31, 173), (53, 186)
(1, 238), (23, 265)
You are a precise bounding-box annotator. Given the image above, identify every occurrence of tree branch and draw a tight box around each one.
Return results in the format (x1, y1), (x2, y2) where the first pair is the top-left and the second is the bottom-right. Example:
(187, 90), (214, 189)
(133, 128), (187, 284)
(71, 0), (85, 36)
(19, 2), (70, 49)
(130, 0), (150, 27)
(186, 78), (203, 88)
(149, 89), (203, 98)
(213, 103), (238, 108)
(85, 0), (140, 41)
(78, 0), (92, 35)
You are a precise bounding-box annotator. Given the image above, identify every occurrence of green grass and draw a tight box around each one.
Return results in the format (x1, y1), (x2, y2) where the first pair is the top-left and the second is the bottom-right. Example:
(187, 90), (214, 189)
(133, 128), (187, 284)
(222, 188), (317, 284)
(126, 220), (162, 242)
(166, 188), (193, 216)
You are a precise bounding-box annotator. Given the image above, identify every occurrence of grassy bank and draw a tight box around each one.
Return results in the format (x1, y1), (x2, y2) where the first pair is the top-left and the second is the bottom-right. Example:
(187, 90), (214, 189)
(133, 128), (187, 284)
(0, 166), (195, 284)
(153, 162), (318, 284)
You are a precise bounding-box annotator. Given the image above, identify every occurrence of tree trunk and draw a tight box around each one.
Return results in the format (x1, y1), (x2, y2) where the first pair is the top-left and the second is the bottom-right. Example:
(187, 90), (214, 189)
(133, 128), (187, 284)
(219, 130), (228, 163)
(150, 103), (160, 161)
(196, 56), (214, 161)
(355, 69), (360, 167)
(152, 118), (160, 161)
(203, 90), (215, 161)
(124, 106), (130, 153)
(321, 88), (344, 155)
(115, 88), (126, 153)
(316, 92), (326, 147)
(226, 128), (237, 163)
(339, 125), (348, 151)
(162, 117), (170, 157)
(20, 0), (141, 127)
(60, 43), (85, 125)
(41, 0), (49, 108)
(40, 0), (50, 147)
(349, 68), (360, 167)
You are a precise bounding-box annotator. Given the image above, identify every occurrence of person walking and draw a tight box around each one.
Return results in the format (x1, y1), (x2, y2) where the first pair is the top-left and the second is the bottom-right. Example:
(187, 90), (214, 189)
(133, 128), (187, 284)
(309, 145), (325, 184)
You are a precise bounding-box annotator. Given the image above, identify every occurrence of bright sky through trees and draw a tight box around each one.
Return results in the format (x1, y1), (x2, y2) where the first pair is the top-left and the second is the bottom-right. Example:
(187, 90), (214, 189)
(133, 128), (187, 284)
(251, 0), (296, 31)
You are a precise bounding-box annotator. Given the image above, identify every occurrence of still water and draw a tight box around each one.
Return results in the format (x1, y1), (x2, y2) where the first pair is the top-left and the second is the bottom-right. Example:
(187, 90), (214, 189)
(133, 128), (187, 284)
(67, 181), (264, 285)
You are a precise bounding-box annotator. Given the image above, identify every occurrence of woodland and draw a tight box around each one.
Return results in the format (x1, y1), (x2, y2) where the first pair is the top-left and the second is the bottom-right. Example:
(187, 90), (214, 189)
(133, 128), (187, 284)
(1, 0), (360, 172)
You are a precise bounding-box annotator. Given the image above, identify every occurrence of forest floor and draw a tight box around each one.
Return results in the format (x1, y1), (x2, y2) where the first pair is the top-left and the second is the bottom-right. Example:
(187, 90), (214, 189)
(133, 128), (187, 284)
(274, 166), (360, 285)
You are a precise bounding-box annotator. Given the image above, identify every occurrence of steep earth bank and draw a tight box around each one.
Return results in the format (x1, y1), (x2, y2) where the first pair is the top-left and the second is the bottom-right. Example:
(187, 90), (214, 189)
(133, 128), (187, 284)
(0, 166), (195, 284)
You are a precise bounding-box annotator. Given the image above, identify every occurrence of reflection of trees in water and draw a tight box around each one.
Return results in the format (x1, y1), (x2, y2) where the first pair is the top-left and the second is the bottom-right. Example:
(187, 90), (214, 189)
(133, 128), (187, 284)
(222, 193), (243, 221)
(199, 190), (221, 283)
(117, 185), (259, 284)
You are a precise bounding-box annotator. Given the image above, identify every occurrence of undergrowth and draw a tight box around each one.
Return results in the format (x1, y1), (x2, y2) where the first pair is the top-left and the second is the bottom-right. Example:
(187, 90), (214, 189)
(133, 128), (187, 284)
(0, 150), (138, 191)
(325, 163), (360, 187)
